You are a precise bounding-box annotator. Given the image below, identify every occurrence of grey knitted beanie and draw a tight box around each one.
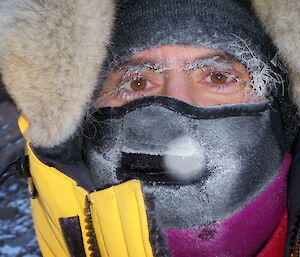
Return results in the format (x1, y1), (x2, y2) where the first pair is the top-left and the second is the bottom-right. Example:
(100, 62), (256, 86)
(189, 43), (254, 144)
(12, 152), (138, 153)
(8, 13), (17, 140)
(104, 0), (275, 73)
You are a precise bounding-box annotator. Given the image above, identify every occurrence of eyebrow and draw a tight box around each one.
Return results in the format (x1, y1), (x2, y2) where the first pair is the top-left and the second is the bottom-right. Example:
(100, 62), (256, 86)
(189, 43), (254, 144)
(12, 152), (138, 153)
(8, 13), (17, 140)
(115, 52), (239, 75)
(183, 55), (235, 71)
(116, 59), (172, 77)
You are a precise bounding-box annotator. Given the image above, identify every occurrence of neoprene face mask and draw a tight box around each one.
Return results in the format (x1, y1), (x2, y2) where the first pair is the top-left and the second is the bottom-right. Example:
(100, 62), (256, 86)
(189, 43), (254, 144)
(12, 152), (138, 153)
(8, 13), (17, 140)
(84, 95), (289, 256)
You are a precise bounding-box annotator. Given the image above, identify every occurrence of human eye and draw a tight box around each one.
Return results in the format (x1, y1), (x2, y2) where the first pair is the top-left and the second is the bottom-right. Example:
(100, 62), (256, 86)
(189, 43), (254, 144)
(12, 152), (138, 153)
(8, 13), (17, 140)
(196, 69), (247, 94)
(114, 74), (158, 100)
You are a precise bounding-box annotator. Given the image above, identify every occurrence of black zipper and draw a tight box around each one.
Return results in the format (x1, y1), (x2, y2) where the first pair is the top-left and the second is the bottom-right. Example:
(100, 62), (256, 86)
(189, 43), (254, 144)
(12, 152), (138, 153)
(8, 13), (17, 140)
(85, 197), (101, 257)
(290, 227), (300, 257)
(289, 211), (300, 257)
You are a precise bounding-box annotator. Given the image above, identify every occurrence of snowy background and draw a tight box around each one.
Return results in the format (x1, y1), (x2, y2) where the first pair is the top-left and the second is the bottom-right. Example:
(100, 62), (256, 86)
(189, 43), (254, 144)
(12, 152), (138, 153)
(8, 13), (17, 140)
(0, 176), (40, 257)
(0, 84), (41, 257)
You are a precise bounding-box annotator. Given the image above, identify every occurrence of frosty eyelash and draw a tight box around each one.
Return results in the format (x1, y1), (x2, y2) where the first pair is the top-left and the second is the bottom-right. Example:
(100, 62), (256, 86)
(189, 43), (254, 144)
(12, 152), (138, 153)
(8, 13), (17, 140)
(206, 71), (243, 84)
(100, 65), (249, 104)
(113, 75), (148, 99)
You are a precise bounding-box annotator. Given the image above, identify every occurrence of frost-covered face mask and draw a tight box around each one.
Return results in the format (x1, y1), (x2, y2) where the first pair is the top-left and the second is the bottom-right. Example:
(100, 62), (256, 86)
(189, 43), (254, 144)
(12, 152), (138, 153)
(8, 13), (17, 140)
(84, 94), (289, 257)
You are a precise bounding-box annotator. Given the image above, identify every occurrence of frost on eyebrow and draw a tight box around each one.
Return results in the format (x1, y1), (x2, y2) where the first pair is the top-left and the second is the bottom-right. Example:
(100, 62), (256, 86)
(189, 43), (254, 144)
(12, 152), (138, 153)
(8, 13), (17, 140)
(224, 37), (284, 99)
(183, 55), (235, 71)
(118, 59), (175, 78)
(116, 55), (236, 76)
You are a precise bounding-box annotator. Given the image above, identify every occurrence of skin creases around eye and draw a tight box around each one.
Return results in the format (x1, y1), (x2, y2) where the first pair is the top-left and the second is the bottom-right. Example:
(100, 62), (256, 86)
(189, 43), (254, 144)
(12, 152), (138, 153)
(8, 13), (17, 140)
(129, 78), (148, 91)
(115, 73), (161, 100)
(209, 72), (231, 84)
(196, 69), (247, 94)
(122, 76), (150, 92)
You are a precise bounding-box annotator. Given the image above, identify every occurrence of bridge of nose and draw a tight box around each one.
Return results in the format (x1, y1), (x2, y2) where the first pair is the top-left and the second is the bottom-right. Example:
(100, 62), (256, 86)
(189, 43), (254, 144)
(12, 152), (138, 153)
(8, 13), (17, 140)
(163, 70), (195, 105)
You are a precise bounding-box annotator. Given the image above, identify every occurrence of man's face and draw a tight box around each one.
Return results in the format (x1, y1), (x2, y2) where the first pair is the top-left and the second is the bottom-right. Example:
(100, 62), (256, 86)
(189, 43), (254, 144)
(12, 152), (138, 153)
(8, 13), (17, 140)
(85, 44), (286, 256)
(97, 45), (255, 107)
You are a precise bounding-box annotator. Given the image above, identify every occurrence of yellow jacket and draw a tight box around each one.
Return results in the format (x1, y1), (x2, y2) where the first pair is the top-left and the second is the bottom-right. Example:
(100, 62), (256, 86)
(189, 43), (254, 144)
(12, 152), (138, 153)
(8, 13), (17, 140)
(19, 116), (154, 257)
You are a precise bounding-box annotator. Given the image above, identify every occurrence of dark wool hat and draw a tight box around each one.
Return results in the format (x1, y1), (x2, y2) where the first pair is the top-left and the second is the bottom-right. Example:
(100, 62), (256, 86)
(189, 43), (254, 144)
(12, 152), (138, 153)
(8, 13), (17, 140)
(105, 0), (275, 71)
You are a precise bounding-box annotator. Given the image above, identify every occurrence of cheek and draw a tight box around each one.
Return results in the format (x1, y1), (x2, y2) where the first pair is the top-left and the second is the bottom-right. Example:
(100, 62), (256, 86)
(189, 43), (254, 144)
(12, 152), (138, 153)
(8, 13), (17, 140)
(190, 87), (253, 106)
(96, 99), (124, 108)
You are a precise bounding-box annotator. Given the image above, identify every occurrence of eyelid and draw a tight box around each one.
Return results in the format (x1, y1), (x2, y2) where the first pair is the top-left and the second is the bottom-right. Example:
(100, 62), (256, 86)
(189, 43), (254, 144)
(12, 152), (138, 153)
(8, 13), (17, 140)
(116, 74), (159, 94)
(210, 71), (243, 83)
(115, 75), (142, 92)
(199, 68), (244, 83)
(120, 70), (164, 86)
(121, 74), (142, 84)
(198, 71), (250, 95)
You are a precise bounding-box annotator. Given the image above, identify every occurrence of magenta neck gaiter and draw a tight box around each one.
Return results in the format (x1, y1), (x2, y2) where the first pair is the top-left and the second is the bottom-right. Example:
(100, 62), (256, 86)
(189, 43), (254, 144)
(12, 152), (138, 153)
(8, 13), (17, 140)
(164, 154), (291, 257)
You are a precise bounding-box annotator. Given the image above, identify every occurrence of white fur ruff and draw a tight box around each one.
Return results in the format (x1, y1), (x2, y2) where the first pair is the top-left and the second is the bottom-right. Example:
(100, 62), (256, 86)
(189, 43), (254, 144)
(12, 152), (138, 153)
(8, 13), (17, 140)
(252, 0), (300, 109)
(0, 0), (115, 147)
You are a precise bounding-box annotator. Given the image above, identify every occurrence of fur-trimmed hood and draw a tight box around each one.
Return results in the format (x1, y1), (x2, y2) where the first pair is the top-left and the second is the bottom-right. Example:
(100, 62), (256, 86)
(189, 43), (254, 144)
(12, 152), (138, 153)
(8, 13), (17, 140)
(0, 0), (299, 147)
(252, 0), (300, 112)
(0, 0), (114, 147)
